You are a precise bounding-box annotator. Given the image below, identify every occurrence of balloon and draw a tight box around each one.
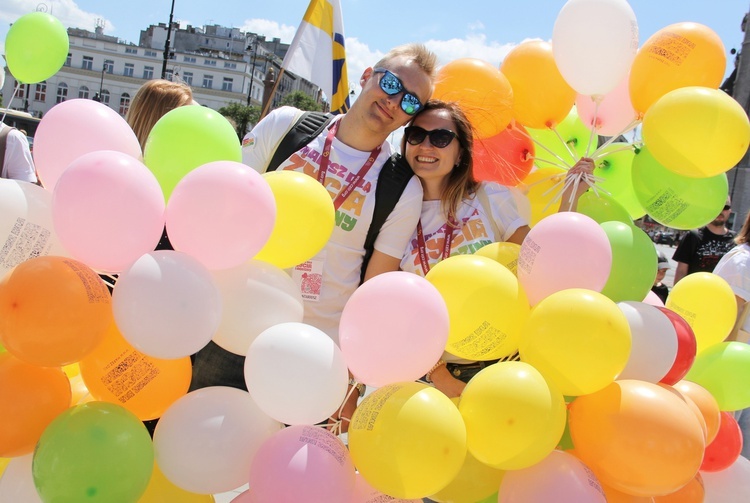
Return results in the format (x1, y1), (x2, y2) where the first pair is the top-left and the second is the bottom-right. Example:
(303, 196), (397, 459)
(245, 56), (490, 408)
(426, 254), (529, 360)
(665, 272), (736, 352)
(601, 483), (655, 503)
(570, 380), (705, 497)
(498, 450), (606, 503)
(0, 454), (42, 503)
(527, 108), (596, 168)
(517, 212), (612, 305)
(673, 380), (722, 445)
(576, 74), (638, 136)
(166, 161), (276, 270)
(657, 308), (697, 386)
(0, 256), (111, 367)
(460, 361), (566, 470)
(0, 179), (68, 282)
(211, 260), (304, 356)
(630, 23), (727, 115)
(642, 86), (750, 178)
(5, 13), (68, 84)
(643, 290), (665, 307)
(33, 99), (142, 190)
(51, 150), (165, 273)
(474, 241), (521, 276)
(143, 105), (241, 200)
(701, 411), (742, 472)
(139, 463), (215, 503)
(244, 322), (349, 425)
(428, 450), (505, 503)
(249, 425), (356, 503)
(433, 58), (514, 139)
(472, 123), (535, 187)
(33, 402), (154, 503)
(702, 455), (750, 503)
(500, 40), (577, 129)
(686, 342), (750, 411)
(592, 143), (646, 219)
(632, 146), (728, 230)
(112, 251), (222, 359)
(599, 222), (657, 302)
(552, 0), (638, 96)
(351, 473), (422, 503)
(520, 289), (631, 396)
(79, 323), (191, 421)
(576, 191), (634, 225)
(0, 353), (71, 457)
(616, 302), (678, 383)
(349, 382), (467, 500)
(253, 170), (335, 269)
(518, 166), (567, 225)
(653, 473), (704, 503)
(154, 386), (281, 495)
(340, 272), (449, 387)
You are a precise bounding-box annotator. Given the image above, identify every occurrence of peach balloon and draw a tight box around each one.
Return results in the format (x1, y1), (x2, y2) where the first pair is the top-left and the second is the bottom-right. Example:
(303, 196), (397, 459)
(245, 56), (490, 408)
(672, 380), (721, 444)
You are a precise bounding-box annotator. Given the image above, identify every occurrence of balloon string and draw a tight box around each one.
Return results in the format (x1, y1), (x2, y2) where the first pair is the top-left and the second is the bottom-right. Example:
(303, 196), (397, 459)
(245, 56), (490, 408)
(326, 379), (360, 437)
(591, 145), (635, 161)
(530, 156), (570, 170)
(589, 118), (641, 158)
(585, 97), (602, 158)
(1, 82), (22, 124)
(515, 126), (573, 168)
(552, 126), (578, 163)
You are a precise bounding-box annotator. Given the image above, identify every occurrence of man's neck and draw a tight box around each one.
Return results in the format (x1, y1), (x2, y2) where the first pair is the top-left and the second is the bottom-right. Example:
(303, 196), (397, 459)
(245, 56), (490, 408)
(706, 223), (728, 235)
(335, 113), (389, 152)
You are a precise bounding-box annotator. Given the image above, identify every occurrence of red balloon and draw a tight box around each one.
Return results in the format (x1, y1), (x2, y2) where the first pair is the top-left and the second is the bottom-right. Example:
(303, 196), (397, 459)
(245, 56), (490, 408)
(657, 307), (697, 385)
(700, 411), (742, 472)
(472, 123), (535, 186)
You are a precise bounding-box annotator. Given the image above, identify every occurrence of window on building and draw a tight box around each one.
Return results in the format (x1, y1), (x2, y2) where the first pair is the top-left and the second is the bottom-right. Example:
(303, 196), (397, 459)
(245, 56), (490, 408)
(202, 75), (213, 89)
(183, 56), (196, 63)
(204, 59), (216, 66)
(165, 69), (173, 81)
(34, 82), (47, 102)
(65, 53), (72, 66)
(224, 62), (237, 69)
(182, 72), (193, 85)
(78, 86), (90, 99)
(104, 60), (114, 74)
(100, 89), (111, 105)
(82, 56), (93, 70)
(56, 83), (68, 104)
(124, 63), (134, 77)
(143, 66), (154, 80)
(145, 50), (157, 57)
(119, 93), (131, 116)
(16, 82), (27, 99)
(125, 47), (138, 54)
(222, 77), (233, 92)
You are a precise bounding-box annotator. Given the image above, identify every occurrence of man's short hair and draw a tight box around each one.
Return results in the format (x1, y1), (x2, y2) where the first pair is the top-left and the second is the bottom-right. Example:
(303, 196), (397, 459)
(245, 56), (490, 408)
(375, 43), (438, 82)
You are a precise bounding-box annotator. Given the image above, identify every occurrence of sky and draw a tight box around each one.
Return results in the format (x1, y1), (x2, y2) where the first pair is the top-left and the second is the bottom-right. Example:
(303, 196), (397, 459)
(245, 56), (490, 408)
(1, 0), (748, 92)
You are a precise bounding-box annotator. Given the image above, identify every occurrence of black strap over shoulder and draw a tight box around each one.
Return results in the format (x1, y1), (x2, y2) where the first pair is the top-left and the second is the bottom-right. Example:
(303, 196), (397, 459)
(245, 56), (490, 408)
(266, 111), (334, 172)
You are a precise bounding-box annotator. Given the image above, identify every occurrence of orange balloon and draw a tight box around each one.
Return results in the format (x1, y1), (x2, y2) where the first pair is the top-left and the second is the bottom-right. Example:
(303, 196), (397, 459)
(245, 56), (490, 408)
(673, 380), (721, 445)
(0, 256), (112, 367)
(569, 380), (705, 497)
(473, 123), (535, 187)
(0, 352), (71, 457)
(601, 483), (655, 503)
(629, 22), (726, 115)
(79, 323), (191, 421)
(433, 58), (513, 139)
(500, 40), (577, 129)
(654, 472), (704, 503)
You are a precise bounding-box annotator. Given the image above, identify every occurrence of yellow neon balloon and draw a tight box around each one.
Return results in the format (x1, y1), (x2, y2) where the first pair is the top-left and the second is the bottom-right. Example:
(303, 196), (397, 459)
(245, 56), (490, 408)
(474, 242), (521, 276)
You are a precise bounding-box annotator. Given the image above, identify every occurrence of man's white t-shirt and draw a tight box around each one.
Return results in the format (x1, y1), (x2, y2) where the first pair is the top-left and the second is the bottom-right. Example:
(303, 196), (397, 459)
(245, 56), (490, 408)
(714, 243), (750, 333)
(242, 107), (423, 343)
(1, 123), (37, 183)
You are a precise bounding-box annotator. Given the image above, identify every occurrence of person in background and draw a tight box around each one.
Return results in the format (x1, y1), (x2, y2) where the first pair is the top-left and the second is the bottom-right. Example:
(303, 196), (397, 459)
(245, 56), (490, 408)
(672, 197), (735, 285)
(651, 251), (671, 304)
(126, 79), (194, 152)
(0, 121), (38, 184)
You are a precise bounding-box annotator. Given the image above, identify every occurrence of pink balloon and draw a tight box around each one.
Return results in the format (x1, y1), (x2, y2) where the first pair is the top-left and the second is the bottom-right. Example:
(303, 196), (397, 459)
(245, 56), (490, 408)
(231, 490), (255, 502)
(576, 74), (638, 136)
(339, 271), (449, 387)
(33, 99), (142, 190)
(248, 425), (356, 503)
(518, 212), (612, 305)
(643, 289), (665, 307)
(166, 161), (276, 270)
(350, 473), (422, 503)
(52, 150), (165, 273)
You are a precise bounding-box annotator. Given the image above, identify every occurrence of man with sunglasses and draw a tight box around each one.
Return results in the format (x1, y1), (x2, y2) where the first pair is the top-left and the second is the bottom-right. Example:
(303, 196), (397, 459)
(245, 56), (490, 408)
(190, 44), (437, 431)
(673, 197), (736, 285)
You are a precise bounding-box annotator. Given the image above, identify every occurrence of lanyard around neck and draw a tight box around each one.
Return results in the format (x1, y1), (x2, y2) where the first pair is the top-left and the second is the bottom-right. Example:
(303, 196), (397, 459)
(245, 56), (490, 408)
(417, 218), (458, 276)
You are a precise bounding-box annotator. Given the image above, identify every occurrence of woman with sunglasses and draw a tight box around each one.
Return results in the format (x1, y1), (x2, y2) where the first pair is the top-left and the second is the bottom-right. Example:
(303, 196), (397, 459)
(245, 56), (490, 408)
(400, 99), (593, 398)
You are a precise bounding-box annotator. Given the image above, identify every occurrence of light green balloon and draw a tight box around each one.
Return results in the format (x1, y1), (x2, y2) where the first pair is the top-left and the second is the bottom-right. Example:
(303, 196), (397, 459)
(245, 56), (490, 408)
(33, 402), (154, 502)
(631, 146), (728, 230)
(593, 143), (646, 219)
(143, 105), (242, 200)
(600, 221), (658, 303)
(577, 191), (633, 225)
(5, 12), (69, 84)
(685, 342), (750, 411)
(528, 108), (598, 168)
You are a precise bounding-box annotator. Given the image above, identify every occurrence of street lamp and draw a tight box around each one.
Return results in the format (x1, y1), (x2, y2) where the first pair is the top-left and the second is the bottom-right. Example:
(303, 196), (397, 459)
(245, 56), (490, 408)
(92, 64), (106, 102)
(246, 36), (259, 106)
(161, 0), (176, 79)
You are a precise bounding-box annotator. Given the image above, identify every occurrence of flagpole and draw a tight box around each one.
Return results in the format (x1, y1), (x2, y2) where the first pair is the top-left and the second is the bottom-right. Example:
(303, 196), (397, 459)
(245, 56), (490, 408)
(260, 67), (286, 120)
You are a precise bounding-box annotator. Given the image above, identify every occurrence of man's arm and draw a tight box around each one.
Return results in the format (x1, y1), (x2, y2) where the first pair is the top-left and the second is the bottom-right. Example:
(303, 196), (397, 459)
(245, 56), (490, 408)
(673, 262), (689, 286)
(363, 250), (402, 282)
(4, 129), (38, 184)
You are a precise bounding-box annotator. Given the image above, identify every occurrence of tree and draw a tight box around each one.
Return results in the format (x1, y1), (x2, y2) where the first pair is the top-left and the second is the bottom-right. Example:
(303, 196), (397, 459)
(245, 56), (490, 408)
(218, 102), (261, 141)
(279, 91), (322, 112)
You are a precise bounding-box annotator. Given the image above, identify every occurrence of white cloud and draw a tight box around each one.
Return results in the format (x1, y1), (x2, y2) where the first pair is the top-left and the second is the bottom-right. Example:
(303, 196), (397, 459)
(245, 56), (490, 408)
(239, 18), (297, 43)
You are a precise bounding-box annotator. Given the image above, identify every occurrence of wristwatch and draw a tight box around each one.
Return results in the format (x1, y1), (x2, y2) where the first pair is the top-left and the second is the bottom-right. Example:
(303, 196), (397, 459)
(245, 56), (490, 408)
(348, 378), (366, 396)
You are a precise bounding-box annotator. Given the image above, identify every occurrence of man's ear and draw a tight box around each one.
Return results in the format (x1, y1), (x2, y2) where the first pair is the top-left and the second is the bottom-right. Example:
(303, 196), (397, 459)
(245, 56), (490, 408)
(361, 67), (374, 85)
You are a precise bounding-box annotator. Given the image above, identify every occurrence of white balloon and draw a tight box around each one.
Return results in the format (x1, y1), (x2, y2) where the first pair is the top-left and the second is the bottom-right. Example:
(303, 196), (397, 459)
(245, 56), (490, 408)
(0, 454), (43, 502)
(703, 455), (750, 502)
(112, 250), (222, 359)
(245, 322), (349, 425)
(154, 386), (282, 495)
(617, 301), (678, 383)
(553, 0), (639, 96)
(211, 260), (303, 356)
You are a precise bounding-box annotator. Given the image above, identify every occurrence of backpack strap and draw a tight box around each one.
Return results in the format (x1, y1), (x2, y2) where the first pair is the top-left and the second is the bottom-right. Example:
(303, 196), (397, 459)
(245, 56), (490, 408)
(474, 183), (503, 241)
(0, 125), (15, 179)
(360, 153), (414, 284)
(266, 111), (334, 172)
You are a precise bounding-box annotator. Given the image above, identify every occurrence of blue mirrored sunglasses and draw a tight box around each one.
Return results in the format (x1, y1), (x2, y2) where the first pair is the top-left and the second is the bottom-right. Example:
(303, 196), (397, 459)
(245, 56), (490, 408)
(372, 68), (423, 116)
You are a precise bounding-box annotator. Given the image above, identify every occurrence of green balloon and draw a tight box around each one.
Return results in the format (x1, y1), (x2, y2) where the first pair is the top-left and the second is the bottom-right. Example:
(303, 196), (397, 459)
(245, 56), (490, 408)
(528, 108), (597, 168)
(143, 105), (241, 200)
(33, 402), (154, 503)
(577, 191), (633, 225)
(5, 12), (69, 84)
(599, 221), (658, 303)
(475, 492), (500, 503)
(685, 342), (750, 411)
(631, 146), (728, 230)
(593, 143), (646, 219)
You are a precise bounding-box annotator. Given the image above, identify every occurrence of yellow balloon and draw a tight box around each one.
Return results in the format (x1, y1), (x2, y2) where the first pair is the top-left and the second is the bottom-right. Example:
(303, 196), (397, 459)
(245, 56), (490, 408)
(642, 86), (750, 178)
(519, 289), (631, 396)
(68, 374), (90, 406)
(665, 272), (737, 353)
(474, 242), (521, 276)
(428, 450), (505, 503)
(62, 363), (80, 378)
(630, 22), (726, 115)
(501, 40), (577, 130)
(459, 361), (566, 471)
(518, 167), (567, 226)
(0, 457), (8, 478)
(349, 382), (467, 500)
(426, 255), (529, 360)
(138, 463), (215, 503)
(254, 171), (335, 269)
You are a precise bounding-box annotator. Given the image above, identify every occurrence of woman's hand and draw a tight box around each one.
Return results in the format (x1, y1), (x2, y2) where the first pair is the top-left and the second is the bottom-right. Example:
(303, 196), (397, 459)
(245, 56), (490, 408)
(560, 157), (595, 211)
(429, 364), (466, 398)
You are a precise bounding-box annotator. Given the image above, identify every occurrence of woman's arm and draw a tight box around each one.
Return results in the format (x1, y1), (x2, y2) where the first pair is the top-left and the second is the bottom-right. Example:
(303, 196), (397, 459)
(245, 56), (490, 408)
(559, 157), (595, 212)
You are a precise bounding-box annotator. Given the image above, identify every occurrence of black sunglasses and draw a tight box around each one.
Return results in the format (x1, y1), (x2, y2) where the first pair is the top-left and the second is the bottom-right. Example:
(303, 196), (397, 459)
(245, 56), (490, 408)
(724, 205), (732, 211)
(404, 126), (458, 148)
(372, 68), (423, 115)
